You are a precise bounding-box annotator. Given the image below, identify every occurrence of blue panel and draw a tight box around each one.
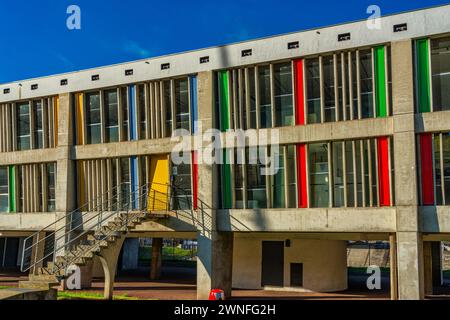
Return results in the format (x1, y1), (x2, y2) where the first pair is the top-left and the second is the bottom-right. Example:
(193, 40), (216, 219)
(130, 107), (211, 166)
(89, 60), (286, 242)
(129, 85), (137, 141)
(131, 156), (139, 209)
(190, 75), (198, 134)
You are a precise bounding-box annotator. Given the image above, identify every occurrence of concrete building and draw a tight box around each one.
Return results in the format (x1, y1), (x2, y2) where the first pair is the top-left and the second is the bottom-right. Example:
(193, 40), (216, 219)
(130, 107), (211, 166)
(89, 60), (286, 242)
(0, 4), (450, 300)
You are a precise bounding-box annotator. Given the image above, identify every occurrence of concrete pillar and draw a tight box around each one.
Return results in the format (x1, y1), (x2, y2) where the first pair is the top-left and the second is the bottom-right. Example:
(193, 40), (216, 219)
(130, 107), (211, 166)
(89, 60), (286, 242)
(121, 238), (139, 270)
(195, 70), (234, 299)
(150, 238), (163, 280)
(98, 237), (125, 300)
(391, 40), (424, 300)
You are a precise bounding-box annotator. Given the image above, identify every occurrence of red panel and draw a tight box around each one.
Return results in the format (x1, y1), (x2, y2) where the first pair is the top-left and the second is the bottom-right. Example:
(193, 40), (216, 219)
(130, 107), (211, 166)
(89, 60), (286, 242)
(377, 137), (391, 207)
(420, 133), (435, 205)
(294, 59), (305, 125)
(296, 144), (308, 208)
(192, 151), (198, 210)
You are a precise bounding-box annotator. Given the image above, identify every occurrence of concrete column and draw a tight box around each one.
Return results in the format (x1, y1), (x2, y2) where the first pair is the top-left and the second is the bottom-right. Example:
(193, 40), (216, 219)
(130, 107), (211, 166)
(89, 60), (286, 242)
(150, 238), (163, 280)
(98, 237), (125, 300)
(121, 238), (139, 270)
(195, 70), (234, 299)
(391, 40), (424, 300)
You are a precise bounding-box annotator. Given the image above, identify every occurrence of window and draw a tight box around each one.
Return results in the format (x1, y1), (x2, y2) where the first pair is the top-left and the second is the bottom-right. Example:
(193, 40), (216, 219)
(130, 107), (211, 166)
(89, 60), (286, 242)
(309, 143), (329, 207)
(234, 149), (245, 209)
(164, 81), (172, 137)
(431, 37), (450, 111)
(259, 66), (272, 128)
(306, 58), (321, 123)
(0, 167), (8, 212)
(345, 141), (355, 207)
(332, 141), (344, 207)
(274, 63), (294, 127)
(104, 89), (119, 143)
(248, 67), (257, 129)
(86, 92), (101, 144)
(287, 145), (297, 208)
(138, 84), (147, 139)
(434, 134), (443, 204)
(323, 56), (336, 122)
(271, 146), (285, 208)
(246, 147), (267, 208)
(121, 87), (129, 141)
(175, 78), (190, 132)
(120, 158), (131, 210)
(359, 49), (374, 118)
(171, 161), (192, 210)
(17, 102), (31, 150)
(46, 163), (56, 212)
(33, 100), (43, 149)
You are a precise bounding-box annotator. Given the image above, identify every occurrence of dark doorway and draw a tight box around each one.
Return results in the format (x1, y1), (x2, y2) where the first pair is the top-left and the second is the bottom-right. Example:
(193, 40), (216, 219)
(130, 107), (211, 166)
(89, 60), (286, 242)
(261, 241), (284, 287)
(290, 263), (303, 287)
(0, 237), (20, 269)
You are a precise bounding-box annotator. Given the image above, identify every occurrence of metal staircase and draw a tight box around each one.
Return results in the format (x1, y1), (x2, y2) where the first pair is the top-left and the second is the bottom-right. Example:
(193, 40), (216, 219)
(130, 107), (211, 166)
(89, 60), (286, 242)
(19, 182), (194, 287)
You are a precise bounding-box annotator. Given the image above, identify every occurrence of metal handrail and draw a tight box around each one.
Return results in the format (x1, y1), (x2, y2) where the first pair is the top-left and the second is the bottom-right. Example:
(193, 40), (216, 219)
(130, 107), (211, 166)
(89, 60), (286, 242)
(21, 180), (211, 276)
(21, 181), (131, 269)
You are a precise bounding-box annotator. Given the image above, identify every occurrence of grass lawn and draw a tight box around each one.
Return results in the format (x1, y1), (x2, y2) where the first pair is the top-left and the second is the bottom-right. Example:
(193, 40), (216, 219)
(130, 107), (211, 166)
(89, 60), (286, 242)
(0, 286), (13, 290)
(139, 246), (196, 262)
(57, 291), (149, 300)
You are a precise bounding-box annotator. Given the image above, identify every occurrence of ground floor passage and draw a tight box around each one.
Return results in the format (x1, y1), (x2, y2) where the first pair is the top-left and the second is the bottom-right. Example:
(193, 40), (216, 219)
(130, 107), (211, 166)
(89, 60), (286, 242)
(1, 234), (450, 299)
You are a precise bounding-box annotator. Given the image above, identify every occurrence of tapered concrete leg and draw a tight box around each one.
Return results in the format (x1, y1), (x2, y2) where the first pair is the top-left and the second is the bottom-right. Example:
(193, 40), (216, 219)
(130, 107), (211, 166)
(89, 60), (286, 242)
(396, 232), (424, 300)
(150, 238), (163, 280)
(97, 237), (125, 300)
(197, 231), (233, 300)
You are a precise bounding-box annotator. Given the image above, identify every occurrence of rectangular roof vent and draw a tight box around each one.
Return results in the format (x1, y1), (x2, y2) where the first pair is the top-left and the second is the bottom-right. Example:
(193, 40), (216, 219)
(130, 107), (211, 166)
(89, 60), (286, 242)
(3, 88), (10, 94)
(393, 23), (407, 32)
(241, 49), (252, 57)
(92, 74), (100, 81)
(125, 69), (134, 76)
(288, 41), (299, 50)
(161, 63), (170, 70)
(338, 33), (351, 42)
(60, 79), (68, 86)
(200, 56), (210, 64)
(31, 84), (38, 90)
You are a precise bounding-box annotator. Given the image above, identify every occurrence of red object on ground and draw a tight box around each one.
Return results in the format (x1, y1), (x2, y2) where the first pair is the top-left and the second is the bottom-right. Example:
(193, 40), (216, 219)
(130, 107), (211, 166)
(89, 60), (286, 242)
(209, 289), (225, 300)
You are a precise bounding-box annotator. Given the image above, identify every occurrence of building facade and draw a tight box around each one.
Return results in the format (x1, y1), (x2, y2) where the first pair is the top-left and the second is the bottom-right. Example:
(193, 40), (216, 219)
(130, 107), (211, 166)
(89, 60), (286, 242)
(1, 5), (450, 300)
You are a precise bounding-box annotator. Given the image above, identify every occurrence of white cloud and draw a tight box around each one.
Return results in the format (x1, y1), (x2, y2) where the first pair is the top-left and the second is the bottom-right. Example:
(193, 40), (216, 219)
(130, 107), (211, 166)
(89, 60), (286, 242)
(122, 40), (151, 58)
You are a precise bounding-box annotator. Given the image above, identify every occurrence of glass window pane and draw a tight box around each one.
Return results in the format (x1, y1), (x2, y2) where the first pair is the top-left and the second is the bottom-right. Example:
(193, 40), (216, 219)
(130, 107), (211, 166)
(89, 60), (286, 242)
(332, 141), (344, 207)
(323, 56), (336, 122)
(248, 68), (257, 129)
(431, 37), (450, 112)
(435, 134), (443, 205)
(306, 58), (321, 123)
(33, 100), (43, 149)
(164, 81), (172, 137)
(309, 143), (329, 207)
(172, 160), (192, 210)
(234, 149), (244, 209)
(17, 102), (31, 151)
(121, 87), (129, 141)
(287, 145), (297, 208)
(359, 50), (374, 118)
(47, 163), (56, 212)
(274, 63), (293, 127)
(138, 84), (147, 139)
(175, 78), (190, 132)
(104, 89), (119, 143)
(0, 167), (9, 212)
(272, 146), (285, 208)
(345, 141), (355, 207)
(259, 66), (272, 128)
(443, 133), (450, 204)
(86, 92), (101, 144)
(246, 147), (267, 208)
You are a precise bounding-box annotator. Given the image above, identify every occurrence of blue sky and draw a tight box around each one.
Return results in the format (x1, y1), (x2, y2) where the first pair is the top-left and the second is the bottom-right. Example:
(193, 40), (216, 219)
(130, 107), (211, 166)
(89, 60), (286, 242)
(0, 0), (449, 83)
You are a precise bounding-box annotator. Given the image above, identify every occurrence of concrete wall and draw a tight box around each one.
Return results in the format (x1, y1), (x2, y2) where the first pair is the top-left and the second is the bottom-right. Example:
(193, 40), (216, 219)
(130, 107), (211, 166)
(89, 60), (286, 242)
(232, 234), (347, 292)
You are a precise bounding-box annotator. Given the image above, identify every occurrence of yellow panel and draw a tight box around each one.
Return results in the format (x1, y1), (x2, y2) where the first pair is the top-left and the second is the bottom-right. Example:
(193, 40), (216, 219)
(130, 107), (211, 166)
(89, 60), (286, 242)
(54, 96), (59, 146)
(76, 93), (84, 145)
(78, 161), (86, 207)
(148, 154), (169, 211)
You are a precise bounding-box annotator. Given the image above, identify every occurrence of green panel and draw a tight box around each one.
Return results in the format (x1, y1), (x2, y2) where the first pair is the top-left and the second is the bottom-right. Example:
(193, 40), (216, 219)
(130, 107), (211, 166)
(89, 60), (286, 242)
(416, 39), (431, 113)
(218, 71), (230, 132)
(374, 46), (387, 118)
(9, 166), (15, 213)
(218, 71), (233, 208)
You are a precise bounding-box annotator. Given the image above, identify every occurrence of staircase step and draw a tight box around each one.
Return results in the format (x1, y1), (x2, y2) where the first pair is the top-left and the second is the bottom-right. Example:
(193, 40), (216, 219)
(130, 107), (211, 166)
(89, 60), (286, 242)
(19, 280), (60, 290)
(29, 274), (59, 283)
